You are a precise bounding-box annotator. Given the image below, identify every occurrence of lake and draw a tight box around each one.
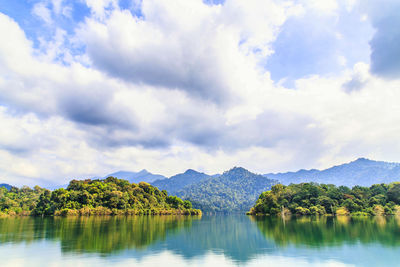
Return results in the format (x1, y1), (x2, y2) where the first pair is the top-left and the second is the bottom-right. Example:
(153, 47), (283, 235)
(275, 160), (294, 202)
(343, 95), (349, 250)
(0, 215), (399, 266)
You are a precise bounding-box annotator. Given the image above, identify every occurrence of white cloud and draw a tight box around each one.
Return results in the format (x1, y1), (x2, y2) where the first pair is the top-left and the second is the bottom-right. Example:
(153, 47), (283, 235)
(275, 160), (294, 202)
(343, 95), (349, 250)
(1, 0), (400, 186)
(32, 2), (53, 24)
(85, 0), (119, 19)
(305, 0), (339, 14)
(77, 0), (293, 103)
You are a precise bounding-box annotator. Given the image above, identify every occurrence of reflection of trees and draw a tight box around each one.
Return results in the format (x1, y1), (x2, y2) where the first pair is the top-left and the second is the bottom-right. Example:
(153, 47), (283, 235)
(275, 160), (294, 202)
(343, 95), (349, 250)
(3, 215), (400, 264)
(0, 215), (271, 263)
(0, 216), (199, 254)
(251, 216), (400, 247)
(163, 215), (271, 263)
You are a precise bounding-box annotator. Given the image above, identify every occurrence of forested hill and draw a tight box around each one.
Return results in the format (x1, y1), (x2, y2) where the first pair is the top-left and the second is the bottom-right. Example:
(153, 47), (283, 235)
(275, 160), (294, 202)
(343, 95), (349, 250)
(0, 184), (12, 190)
(264, 158), (400, 187)
(152, 169), (211, 195)
(248, 182), (400, 216)
(0, 177), (200, 216)
(176, 167), (277, 212)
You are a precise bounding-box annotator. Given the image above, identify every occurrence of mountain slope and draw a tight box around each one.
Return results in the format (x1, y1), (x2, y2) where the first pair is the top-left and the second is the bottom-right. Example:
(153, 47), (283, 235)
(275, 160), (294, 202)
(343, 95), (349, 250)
(106, 169), (166, 183)
(0, 183), (12, 190)
(265, 158), (400, 187)
(177, 167), (277, 212)
(152, 169), (211, 195)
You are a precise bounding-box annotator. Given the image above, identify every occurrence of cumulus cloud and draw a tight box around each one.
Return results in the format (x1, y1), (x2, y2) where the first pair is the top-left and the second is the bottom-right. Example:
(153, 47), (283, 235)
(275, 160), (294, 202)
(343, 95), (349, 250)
(366, 0), (400, 78)
(32, 2), (53, 24)
(1, 0), (400, 186)
(343, 62), (369, 92)
(78, 0), (293, 103)
(266, 0), (373, 86)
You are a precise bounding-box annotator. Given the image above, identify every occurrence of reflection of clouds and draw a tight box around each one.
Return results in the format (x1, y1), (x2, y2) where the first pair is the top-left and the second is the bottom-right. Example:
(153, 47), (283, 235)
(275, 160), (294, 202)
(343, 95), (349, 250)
(1, 216), (400, 266)
(0, 247), (353, 267)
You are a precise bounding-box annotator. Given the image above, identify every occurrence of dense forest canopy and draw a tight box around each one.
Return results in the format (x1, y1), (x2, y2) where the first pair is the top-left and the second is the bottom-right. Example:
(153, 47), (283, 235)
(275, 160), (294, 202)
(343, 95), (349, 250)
(177, 167), (277, 212)
(0, 177), (200, 216)
(248, 182), (400, 216)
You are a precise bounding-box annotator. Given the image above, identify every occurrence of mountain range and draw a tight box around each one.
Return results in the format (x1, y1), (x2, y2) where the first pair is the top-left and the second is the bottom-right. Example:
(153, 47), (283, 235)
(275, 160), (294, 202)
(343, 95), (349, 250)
(86, 167), (277, 212)
(264, 158), (400, 187)
(106, 169), (166, 184)
(3, 158), (400, 211)
(45, 169), (167, 190)
(152, 169), (211, 195)
(173, 167), (277, 212)
(0, 183), (12, 190)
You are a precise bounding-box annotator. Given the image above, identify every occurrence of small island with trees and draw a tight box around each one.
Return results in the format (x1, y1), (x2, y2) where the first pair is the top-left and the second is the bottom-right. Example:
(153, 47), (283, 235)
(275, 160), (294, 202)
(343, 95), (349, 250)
(248, 182), (400, 216)
(0, 177), (201, 216)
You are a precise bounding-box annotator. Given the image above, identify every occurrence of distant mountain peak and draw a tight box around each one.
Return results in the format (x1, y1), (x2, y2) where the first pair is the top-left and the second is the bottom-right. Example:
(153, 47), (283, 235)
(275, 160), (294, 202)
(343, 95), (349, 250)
(0, 183), (12, 190)
(265, 158), (400, 187)
(176, 166), (276, 212)
(151, 169), (211, 195)
(353, 157), (373, 163)
(184, 169), (200, 174)
(105, 170), (166, 183)
(225, 166), (250, 175)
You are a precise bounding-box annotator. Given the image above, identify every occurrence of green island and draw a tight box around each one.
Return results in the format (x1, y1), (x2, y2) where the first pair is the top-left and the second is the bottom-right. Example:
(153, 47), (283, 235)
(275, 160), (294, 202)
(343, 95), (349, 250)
(248, 182), (400, 216)
(0, 216), (200, 253)
(0, 177), (201, 216)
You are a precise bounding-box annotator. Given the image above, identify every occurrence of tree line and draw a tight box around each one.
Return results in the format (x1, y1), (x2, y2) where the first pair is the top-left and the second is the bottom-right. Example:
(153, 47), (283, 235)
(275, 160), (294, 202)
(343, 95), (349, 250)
(0, 177), (201, 216)
(248, 182), (400, 216)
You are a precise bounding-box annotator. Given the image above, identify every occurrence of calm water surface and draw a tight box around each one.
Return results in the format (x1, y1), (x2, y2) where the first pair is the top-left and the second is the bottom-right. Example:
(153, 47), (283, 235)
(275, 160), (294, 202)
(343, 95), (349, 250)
(0, 215), (399, 266)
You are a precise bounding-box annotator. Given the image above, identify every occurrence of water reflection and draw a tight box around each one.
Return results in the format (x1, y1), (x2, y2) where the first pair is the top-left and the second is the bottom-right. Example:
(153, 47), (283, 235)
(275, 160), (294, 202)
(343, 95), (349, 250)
(0, 215), (400, 266)
(0, 216), (199, 254)
(162, 215), (270, 262)
(251, 215), (400, 247)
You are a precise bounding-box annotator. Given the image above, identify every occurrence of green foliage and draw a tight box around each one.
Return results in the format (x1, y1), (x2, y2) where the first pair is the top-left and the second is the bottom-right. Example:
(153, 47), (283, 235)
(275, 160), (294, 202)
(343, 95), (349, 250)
(0, 186), (47, 215)
(177, 167), (277, 212)
(166, 196), (184, 208)
(183, 200), (192, 209)
(249, 182), (400, 216)
(0, 178), (201, 216)
(387, 182), (400, 203)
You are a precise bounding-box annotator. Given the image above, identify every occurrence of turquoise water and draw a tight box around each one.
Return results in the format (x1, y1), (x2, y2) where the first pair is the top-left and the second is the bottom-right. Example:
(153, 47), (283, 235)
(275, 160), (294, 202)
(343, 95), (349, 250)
(0, 215), (399, 266)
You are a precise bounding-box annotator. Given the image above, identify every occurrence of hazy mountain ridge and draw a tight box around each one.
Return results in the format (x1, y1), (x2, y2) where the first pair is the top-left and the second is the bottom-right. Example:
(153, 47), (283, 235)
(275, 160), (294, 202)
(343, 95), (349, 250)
(264, 158), (400, 187)
(175, 167), (277, 212)
(106, 169), (166, 183)
(7, 158), (400, 194)
(152, 169), (211, 195)
(0, 183), (12, 190)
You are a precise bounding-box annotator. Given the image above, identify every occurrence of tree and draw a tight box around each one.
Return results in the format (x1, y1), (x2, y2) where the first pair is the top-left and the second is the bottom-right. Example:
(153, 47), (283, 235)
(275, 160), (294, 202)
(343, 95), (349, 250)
(183, 200), (192, 209)
(388, 183), (400, 204)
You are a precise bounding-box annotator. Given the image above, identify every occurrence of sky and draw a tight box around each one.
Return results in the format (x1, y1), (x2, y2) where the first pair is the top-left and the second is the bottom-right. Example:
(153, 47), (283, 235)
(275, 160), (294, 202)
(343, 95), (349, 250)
(1, 0), (400, 186)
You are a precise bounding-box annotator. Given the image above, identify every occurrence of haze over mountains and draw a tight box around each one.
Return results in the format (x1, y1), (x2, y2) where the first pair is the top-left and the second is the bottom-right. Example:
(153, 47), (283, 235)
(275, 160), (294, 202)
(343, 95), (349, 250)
(105, 170), (166, 184)
(3, 158), (400, 212)
(104, 158), (400, 211)
(152, 169), (211, 195)
(111, 167), (276, 212)
(0, 184), (12, 190)
(174, 167), (277, 212)
(264, 158), (400, 187)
